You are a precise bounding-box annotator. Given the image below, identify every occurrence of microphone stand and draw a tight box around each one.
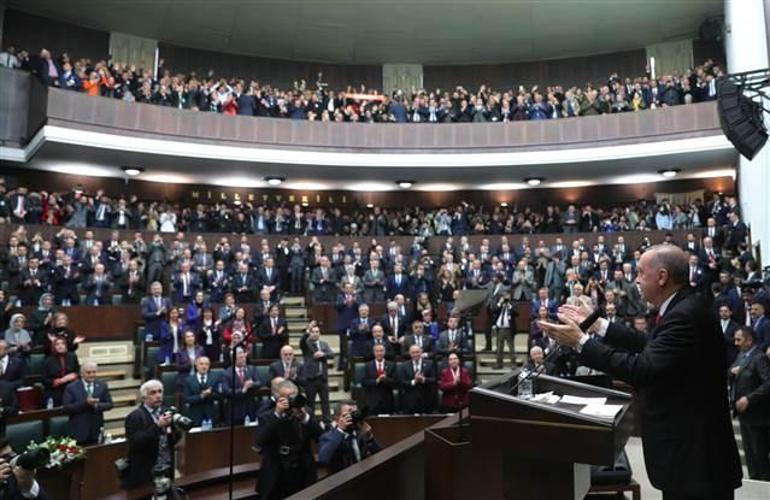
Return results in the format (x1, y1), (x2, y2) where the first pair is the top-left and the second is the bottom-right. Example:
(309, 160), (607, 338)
(510, 306), (604, 396)
(227, 332), (253, 500)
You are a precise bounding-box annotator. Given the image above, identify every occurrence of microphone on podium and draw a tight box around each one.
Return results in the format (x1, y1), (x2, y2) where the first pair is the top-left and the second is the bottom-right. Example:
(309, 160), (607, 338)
(510, 306), (604, 395)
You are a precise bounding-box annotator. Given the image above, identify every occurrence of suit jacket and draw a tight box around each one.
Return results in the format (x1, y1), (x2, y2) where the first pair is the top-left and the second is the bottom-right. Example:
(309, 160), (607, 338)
(297, 340), (333, 384)
(172, 272), (201, 303)
(438, 366), (472, 410)
(221, 366), (260, 423)
(348, 317), (373, 357)
(82, 274), (112, 305)
(436, 329), (471, 356)
(183, 371), (220, 425)
(257, 317), (288, 359)
(335, 294), (360, 332)
(123, 405), (163, 489)
(62, 379), (113, 444)
(402, 334), (434, 355)
(364, 339), (396, 360)
(0, 355), (26, 386)
(140, 295), (173, 337)
(257, 267), (281, 293)
(386, 274), (411, 299)
(397, 359), (436, 413)
(752, 316), (770, 350)
(362, 359), (396, 414)
(730, 348), (770, 424)
(318, 428), (381, 474)
(379, 314), (407, 339)
(269, 359), (300, 381)
(721, 319), (740, 366)
(0, 381), (20, 436)
(256, 412), (323, 499)
(175, 347), (205, 391)
(580, 289), (742, 495)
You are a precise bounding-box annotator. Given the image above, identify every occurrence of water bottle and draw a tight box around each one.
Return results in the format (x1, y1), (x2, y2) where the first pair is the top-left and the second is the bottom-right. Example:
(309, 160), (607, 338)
(105, 432), (113, 444)
(98, 426), (105, 444)
(46, 397), (54, 409)
(145, 334), (154, 342)
(517, 369), (533, 399)
(244, 415), (251, 426)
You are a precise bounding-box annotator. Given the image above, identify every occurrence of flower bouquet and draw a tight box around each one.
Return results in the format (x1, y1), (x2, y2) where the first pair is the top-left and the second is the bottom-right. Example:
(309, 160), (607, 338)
(24, 436), (86, 470)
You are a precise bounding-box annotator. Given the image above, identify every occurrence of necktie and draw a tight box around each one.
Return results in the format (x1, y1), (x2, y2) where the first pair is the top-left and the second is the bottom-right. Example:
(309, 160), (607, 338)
(0, 359), (4, 376)
(200, 375), (206, 386)
(416, 336), (422, 347)
(284, 363), (290, 378)
(238, 368), (244, 384)
(377, 361), (383, 377)
(87, 383), (93, 396)
(655, 314), (663, 327)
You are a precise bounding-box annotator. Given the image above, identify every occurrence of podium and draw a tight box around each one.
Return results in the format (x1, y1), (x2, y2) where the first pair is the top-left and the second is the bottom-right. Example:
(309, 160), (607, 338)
(468, 370), (634, 500)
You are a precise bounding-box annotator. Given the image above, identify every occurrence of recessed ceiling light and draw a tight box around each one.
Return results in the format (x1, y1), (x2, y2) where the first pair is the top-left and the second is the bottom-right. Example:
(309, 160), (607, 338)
(347, 182), (394, 192)
(658, 169), (681, 178)
(500, 202), (509, 207)
(265, 176), (285, 186)
(366, 203), (374, 208)
(301, 201), (309, 207)
(121, 166), (145, 176)
(524, 177), (544, 187)
(396, 180), (415, 189)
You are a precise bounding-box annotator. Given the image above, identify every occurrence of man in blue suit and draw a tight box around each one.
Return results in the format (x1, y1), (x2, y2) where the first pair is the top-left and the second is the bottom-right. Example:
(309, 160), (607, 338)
(386, 263), (410, 300)
(531, 287), (558, 319)
(183, 357), (219, 426)
(750, 301), (770, 350)
(172, 262), (200, 304)
(62, 362), (113, 445)
(141, 281), (173, 340)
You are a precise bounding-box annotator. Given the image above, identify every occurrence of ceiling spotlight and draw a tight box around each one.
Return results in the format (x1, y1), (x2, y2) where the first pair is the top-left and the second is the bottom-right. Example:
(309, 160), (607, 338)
(121, 166), (145, 176)
(366, 203), (374, 208)
(524, 177), (544, 186)
(265, 176), (285, 186)
(396, 180), (415, 189)
(500, 202), (509, 207)
(658, 169), (681, 178)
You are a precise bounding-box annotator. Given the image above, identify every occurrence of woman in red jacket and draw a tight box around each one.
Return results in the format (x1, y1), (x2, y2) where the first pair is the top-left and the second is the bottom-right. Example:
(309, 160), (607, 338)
(438, 352), (472, 413)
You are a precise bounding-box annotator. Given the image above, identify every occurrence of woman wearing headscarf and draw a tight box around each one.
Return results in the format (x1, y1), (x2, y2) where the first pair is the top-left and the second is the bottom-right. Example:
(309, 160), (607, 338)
(29, 292), (57, 347)
(4, 313), (32, 357)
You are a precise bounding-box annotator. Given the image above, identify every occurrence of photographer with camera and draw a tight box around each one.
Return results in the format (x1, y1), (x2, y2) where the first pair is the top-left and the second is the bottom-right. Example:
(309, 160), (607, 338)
(0, 438), (49, 499)
(122, 379), (188, 490)
(318, 401), (380, 474)
(255, 380), (322, 500)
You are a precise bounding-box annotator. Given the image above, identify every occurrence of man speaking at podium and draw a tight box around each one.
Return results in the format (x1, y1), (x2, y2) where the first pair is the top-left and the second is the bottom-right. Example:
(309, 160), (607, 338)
(540, 245), (741, 500)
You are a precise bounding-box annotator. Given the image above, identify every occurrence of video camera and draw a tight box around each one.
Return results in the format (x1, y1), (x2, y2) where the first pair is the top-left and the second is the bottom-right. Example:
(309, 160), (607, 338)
(2, 447), (50, 470)
(287, 393), (307, 409)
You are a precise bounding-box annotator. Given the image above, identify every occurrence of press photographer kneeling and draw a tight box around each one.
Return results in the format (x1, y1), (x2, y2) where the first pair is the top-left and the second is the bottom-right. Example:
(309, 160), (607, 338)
(318, 401), (381, 474)
(0, 437), (49, 499)
(255, 380), (323, 500)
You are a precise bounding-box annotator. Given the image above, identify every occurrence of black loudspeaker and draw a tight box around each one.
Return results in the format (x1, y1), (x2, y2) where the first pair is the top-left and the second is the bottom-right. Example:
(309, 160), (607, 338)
(718, 78), (768, 160)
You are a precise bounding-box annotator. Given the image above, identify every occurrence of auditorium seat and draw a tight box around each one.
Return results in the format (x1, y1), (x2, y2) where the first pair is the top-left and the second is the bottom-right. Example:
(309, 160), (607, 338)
(6, 420), (44, 451)
(143, 343), (160, 379)
(49, 415), (70, 438)
(26, 353), (46, 378)
(160, 370), (179, 407)
(253, 365), (270, 386)
(350, 361), (367, 407)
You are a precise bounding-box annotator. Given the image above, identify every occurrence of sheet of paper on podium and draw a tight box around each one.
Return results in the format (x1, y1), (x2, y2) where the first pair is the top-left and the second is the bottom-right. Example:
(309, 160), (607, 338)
(560, 395), (608, 406)
(579, 404), (624, 419)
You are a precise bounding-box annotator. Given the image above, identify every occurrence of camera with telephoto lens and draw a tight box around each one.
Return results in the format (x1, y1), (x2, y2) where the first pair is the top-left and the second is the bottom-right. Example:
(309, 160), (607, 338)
(287, 393), (307, 409)
(163, 406), (194, 432)
(349, 409), (365, 426)
(2, 448), (50, 471)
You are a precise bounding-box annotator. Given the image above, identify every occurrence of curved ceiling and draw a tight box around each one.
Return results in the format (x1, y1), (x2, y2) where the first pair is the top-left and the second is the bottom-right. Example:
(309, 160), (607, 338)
(9, 0), (722, 65)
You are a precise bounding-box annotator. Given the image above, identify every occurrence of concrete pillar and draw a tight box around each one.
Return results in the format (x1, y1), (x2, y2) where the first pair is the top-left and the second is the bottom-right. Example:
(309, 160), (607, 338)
(724, 0), (770, 259)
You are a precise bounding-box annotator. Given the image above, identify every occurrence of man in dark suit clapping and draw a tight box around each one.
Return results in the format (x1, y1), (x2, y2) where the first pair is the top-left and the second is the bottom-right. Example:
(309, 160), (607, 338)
(62, 362), (114, 445)
(363, 344), (396, 414)
(729, 327), (770, 480)
(0, 341), (26, 388)
(398, 345), (435, 414)
(183, 356), (219, 427)
(540, 244), (742, 499)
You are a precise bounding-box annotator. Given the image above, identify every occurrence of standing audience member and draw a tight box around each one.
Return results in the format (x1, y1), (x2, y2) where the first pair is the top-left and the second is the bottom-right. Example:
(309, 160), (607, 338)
(256, 380), (323, 499)
(62, 362), (114, 445)
(438, 352), (472, 413)
(729, 327), (770, 480)
(43, 337), (79, 406)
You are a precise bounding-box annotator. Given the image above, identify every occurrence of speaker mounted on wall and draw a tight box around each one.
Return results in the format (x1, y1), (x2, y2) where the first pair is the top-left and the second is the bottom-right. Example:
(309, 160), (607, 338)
(717, 71), (770, 160)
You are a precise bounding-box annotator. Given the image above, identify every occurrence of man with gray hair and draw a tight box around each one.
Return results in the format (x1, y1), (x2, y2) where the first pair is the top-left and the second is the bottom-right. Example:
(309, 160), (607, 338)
(122, 379), (172, 490)
(256, 379), (322, 498)
(540, 244), (742, 499)
(62, 361), (113, 445)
